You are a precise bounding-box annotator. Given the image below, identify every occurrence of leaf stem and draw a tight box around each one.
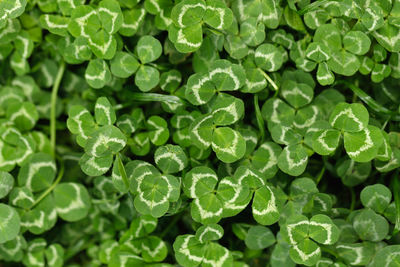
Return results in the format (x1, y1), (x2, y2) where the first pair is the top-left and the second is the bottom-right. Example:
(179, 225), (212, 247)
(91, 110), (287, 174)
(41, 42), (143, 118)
(391, 170), (400, 235)
(253, 95), (265, 143)
(29, 157), (65, 210)
(116, 153), (135, 207)
(315, 166), (325, 185)
(258, 68), (279, 92)
(50, 61), (66, 158)
(130, 92), (187, 105)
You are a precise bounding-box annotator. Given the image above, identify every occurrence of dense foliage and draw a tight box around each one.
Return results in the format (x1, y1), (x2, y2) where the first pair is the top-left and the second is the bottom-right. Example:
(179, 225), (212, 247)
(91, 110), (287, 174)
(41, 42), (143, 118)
(0, 0), (400, 266)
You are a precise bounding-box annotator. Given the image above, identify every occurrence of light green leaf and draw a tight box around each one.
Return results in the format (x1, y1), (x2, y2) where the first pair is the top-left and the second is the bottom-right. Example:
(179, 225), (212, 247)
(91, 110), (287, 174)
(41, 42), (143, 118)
(0, 204), (20, 244)
(6, 102), (38, 131)
(312, 129), (341, 155)
(85, 59), (112, 89)
(98, 0), (123, 34)
(261, 98), (295, 127)
(95, 97), (116, 126)
(0, 171), (14, 199)
(316, 62), (335, 85)
(353, 209), (389, 242)
(328, 50), (360, 76)
(344, 125), (383, 162)
(289, 238), (321, 266)
(329, 102), (369, 132)
(255, 43), (283, 72)
(212, 127), (246, 163)
(45, 244), (64, 267)
(79, 153), (113, 176)
(369, 245), (400, 267)
(195, 224), (224, 243)
(54, 182), (91, 222)
(245, 225), (275, 250)
(204, 0), (233, 30)
(211, 94), (244, 126)
(85, 125), (127, 157)
(183, 166), (218, 198)
(137, 35), (162, 64)
(306, 42), (331, 63)
(168, 23), (203, 53)
(189, 114), (214, 149)
(0, 0), (27, 21)
(39, 14), (69, 36)
(343, 31), (371, 55)
(202, 242), (232, 267)
(252, 186), (280, 225)
(141, 236), (168, 262)
(17, 153), (56, 192)
(110, 51), (139, 78)
(147, 116), (169, 146)
(373, 21), (400, 52)
(308, 214), (340, 245)
(135, 65), (160, 92)
(66, 105), (96, 146)
(360, 184), (392, 214)
(191, 192), (223, 224)
(278, 144), (308, 176)
(173, 235), (205, 267)
(154, 144), (188, 173)
(171, 0), (206, 28)
(251, 142), (282, 178)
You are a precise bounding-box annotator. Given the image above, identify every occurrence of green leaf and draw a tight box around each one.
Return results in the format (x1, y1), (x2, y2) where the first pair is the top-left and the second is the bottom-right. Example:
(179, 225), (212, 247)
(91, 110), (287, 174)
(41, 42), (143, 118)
(189, 114), (214, 149)
(98, 0), (123, 34)
(312, 129), (341, 155)
(147, 116), (169, 146)
(306, 42), (331, 63)
(85, 59), (112, 89)
(251, 142), (282, 178)
(289, 238), (321, 266)
(0, 0), (27, 21)
(369, 245), (400, 267)
(212, 127), (246, 163)
(39, 14), (69, 36)
(85, 125), (127, 157)
(255, 43), (283, 72)
(327, 50), (360, 76)
(353, 209), (389, 242)
(211, 94), (244, 126)
(204, 0), (233, 30)
(329, 102), (369, 132)
(110, 51), (139, 78)
(173, 235), (205, 267)
(0, 204), (20, 244)
(79, 153), (113, 176)
(137, 35), (162, 64)
(53, 182), (91, 222)
(171, 0), (206, 28)
(202, 242), (232, 267)
(0, 171), (14, 199)
(245, 225), (275, 250)
(135, 65), (160, 92)
(195, 224), (224, 243)
(252, 186), (280, 225)
(308, 214), (339, 245)
(6, 102), (38, 131)
(360, 184), (392, 214)
(154, 144), (188, 173)
(168, 23), (203, 53)
(344, 125), (383, 162)
(278, 144), (308, 176)
(183, 166), (218, 198)
(17, 153), (56, 192)
(141, 236), (168, 262)
(261, 98), (295, 127)
(95, 97), (116, 126)
(343, 31), (371, 55)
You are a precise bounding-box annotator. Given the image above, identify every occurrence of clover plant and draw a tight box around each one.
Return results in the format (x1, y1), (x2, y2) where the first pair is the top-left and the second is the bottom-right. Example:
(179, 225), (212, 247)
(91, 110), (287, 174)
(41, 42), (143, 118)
(0, 0), (400, 266)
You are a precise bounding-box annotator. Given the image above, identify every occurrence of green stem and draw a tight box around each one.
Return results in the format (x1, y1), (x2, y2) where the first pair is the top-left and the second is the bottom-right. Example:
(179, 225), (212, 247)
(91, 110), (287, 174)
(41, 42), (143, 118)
(116, 153), (135, 207)
(29, 157), (65, 210)
(50, 61), (66, 158)
(130, 92), (187, 105)
(258, 68), (279, 92)
(160, 212), (184, 238)
(315, 166), (325, 185)
(320, 245), (339, 258)
(391, 170), (400, 235)
(350, 187), (356, 212)
(253, 95), (265, 143)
